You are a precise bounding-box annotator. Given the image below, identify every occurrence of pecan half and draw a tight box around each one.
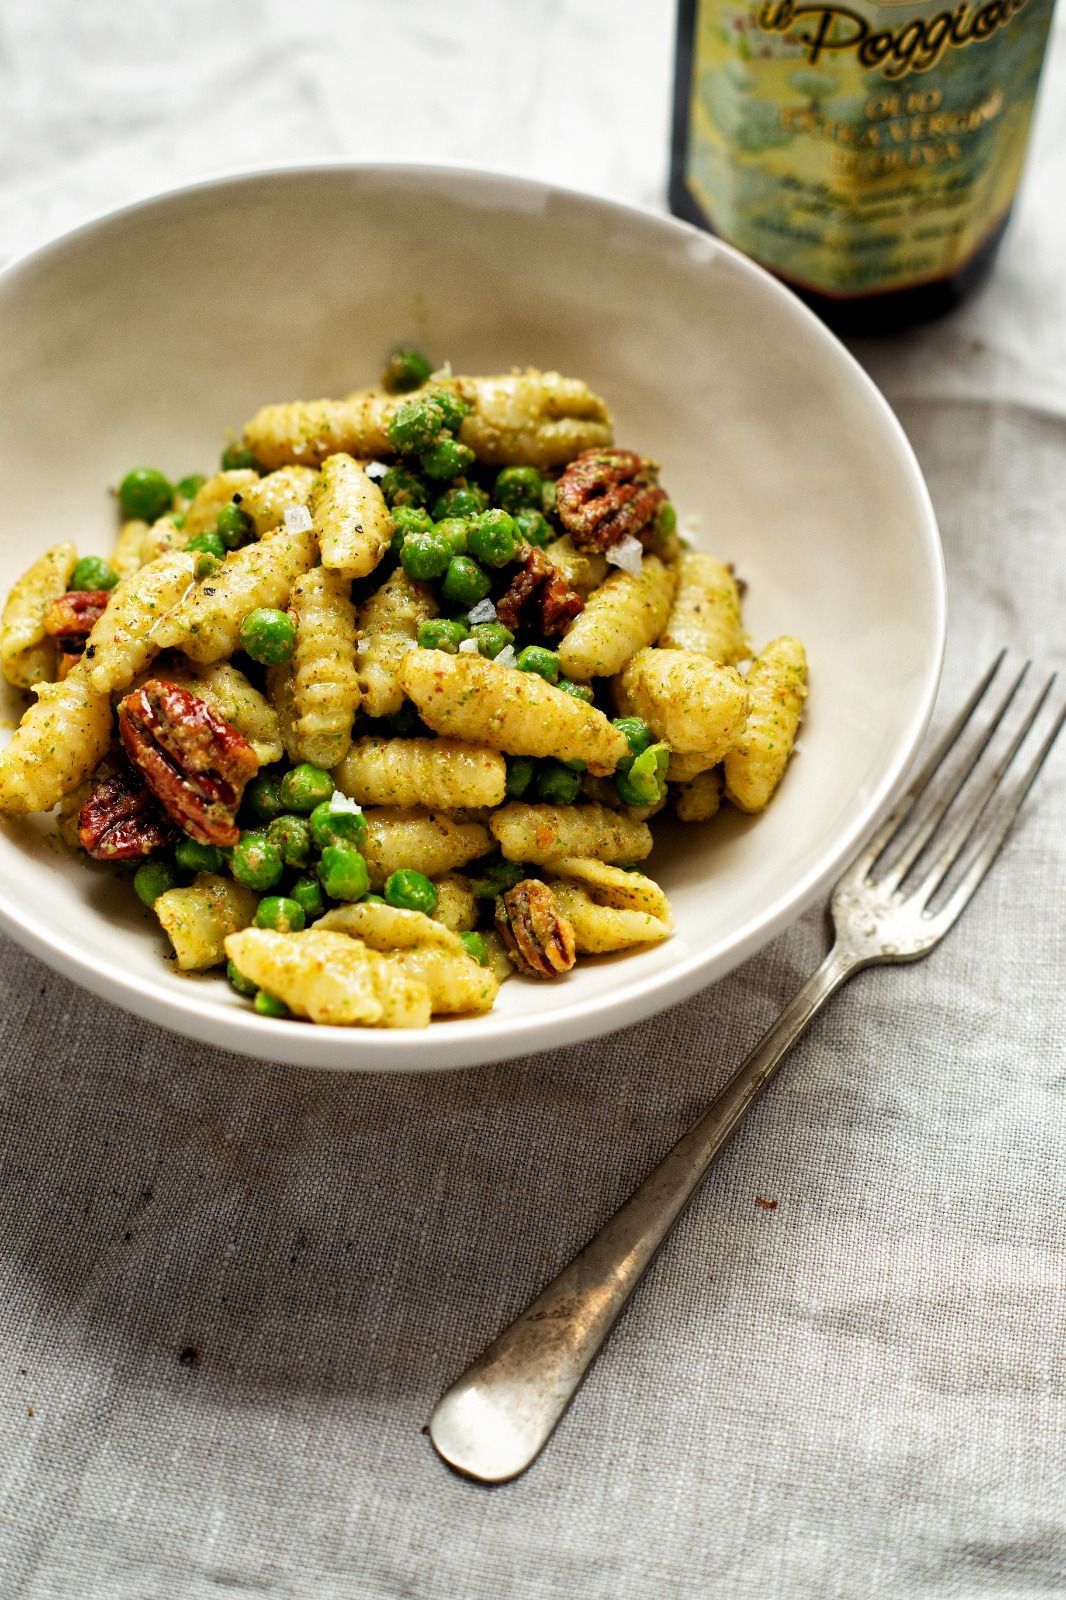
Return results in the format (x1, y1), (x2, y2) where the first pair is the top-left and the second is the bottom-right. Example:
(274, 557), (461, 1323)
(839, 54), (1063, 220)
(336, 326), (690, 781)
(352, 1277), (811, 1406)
(43, 589), (112, 641)
(117, 679), (258, 846)
(496, 546), (584, 638)
(77, 759), (177, 860)
(555, 449), (667, 551)
(495, 879), (577, 979)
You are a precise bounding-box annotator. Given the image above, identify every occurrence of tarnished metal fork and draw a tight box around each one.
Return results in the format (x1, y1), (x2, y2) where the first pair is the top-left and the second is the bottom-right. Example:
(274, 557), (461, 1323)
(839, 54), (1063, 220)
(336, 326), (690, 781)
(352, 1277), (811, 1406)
(430, 654), (1064, 1483)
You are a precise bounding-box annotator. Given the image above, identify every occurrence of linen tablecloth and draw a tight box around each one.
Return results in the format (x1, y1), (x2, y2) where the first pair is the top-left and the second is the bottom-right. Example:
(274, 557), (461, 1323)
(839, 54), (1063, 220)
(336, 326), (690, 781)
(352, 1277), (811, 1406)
(1, 5), (1063, 1596)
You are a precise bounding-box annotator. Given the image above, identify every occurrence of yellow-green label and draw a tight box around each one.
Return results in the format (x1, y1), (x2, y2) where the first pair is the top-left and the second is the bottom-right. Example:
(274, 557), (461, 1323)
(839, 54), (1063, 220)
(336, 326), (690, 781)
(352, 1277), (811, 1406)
(683, 0), (1054, 295)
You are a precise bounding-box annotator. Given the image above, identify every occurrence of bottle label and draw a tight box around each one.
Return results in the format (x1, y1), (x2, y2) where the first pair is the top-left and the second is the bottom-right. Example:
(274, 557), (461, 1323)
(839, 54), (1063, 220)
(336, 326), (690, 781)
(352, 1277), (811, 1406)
(681, 0), (1054, 296)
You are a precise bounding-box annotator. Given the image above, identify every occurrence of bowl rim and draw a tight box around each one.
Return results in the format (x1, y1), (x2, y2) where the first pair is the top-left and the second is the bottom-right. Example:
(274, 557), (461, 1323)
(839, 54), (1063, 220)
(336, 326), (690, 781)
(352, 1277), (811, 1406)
(0, 161), (946, 1072)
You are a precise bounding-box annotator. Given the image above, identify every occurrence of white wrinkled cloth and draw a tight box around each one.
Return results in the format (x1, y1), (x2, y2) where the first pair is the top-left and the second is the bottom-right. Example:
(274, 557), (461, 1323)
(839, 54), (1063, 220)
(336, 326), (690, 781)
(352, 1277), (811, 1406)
(1, 5), (1064, 1597)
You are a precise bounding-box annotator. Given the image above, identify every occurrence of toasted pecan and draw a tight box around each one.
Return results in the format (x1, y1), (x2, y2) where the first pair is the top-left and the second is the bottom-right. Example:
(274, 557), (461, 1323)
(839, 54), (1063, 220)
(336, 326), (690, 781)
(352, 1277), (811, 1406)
(555, 449), (666, 551)
(495, 879), (576, 978)
(77, 759), (177, 860)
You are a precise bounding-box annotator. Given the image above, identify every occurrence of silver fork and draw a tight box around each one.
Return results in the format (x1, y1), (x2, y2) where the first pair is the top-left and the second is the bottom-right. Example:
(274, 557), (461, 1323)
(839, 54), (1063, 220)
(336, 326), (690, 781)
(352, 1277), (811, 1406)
(429, 654), (1064, 1484)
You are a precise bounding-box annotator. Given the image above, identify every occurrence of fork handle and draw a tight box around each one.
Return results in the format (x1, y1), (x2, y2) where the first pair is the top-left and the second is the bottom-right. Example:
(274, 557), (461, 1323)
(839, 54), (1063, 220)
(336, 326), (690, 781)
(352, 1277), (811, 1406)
(428, 942), (856, 1483)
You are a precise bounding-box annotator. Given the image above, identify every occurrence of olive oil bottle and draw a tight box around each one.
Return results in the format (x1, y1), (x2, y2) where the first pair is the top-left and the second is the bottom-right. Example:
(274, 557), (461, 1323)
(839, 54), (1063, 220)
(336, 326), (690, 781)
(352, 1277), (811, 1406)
(670, 0), (1055, 330)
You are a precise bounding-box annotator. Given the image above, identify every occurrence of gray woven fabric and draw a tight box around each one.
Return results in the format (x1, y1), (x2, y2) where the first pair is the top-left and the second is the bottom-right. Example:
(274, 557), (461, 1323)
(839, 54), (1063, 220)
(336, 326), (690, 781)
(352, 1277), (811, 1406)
(1, 5), (1064, 1597)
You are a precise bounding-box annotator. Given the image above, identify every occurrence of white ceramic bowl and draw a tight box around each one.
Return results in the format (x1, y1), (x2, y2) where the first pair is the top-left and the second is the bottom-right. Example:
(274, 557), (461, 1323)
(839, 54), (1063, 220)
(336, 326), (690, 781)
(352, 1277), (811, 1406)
(0, 166), (944, 1071)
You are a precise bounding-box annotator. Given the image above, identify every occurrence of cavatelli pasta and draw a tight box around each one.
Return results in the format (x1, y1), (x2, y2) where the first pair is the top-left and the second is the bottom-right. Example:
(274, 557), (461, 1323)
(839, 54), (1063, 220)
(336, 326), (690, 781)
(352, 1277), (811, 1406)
(389, 946), (499, 1014)
(360, 807), (493, 888)
(616, 647), (748, 760)
(110, 520), (150, 579)
(429, 873), (478, 932)
(312, 454), (393, 579)
(723, 636), (807, 813)
(658, 552), (749, 663)
(315, 901), (464, 952)
(0, 542), (77, 690)
(489, 802), (652, 865)
(150, 525), (316, 662)
(0, 663), (112, 814)
(224, 928), (432, 1027)
(398, 652), (628, 775)
(265, 662), (301, 763)
(182, 469), (260, 537)
(154, 874), (259, 970)
(290, 565), (359, 769)
(542, 535), (609, 598)
(331, 736), (506, 810)
(356, 567), (437, 719)
(154, 657), (284, 766)
(235, 466), (317, 536)
(547, 878), (673, 953)
(548, 857), (671, 920)
(556, 555), (676, 680)
(674, 766), (723, 823)
(84, 548), (196, 695)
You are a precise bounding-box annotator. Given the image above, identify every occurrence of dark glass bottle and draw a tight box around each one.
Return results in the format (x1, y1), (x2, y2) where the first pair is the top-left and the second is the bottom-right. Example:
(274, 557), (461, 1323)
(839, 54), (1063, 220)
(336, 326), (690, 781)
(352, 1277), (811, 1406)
(670, 0), (1055, 333)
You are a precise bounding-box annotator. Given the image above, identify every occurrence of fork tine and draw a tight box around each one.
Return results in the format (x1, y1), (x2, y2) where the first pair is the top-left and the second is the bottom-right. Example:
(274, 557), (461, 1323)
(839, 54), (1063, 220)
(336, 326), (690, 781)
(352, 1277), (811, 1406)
(924, 694), (1065, 938)
(845, 651), (1006, 883)
(878, 659), (1031, 891)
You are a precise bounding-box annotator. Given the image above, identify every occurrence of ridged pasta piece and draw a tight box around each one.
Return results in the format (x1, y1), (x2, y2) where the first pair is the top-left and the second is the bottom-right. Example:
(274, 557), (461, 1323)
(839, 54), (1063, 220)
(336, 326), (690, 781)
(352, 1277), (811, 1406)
(136, 514), (189, 566)
(290, 566), (359, 768)
(360, 807), (492, 888)
(658, 552), (749, 663)
(489, 802), (652, 865)
(331, 736), (505, 810)
(315, 901), (464, 952)
(0, 663), (112, 814)
(549, 857), (672, 921)
(399, 651), (628, 775)
(110, 520), (150, 579)
(85, 549), (196, 695)
(224, 928), (432, 1027)
(150, 526), (316, 662)
(390, 946), (499, 1015)
(557, 555), (676, 680)
(547, 878), (673, 953)
(616, 647), (748, 758)
(665, 750), (720, 783)
(154, 874), (259, 970)
(235, 466), (317, 536)
(542, 535), (608, 598)
(312, 454), (392, 579)
(154, 657), (283, 766)
(265, 662), (301, 762)
(723, 637), (808, 813)
(674, 766), (723, 823)
(183, 469), (260, 537)
(1, 542), (77, 689)
(430, 872), (478, 932)
(356, 567), (437, 719)
(242, 370), (612, 472)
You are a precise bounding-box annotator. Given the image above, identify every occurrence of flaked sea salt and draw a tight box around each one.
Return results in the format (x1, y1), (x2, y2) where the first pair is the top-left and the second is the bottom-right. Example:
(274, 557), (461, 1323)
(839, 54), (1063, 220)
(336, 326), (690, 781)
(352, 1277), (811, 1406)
(329, 791), (362, 814)
(284, 504), (313, 533)
(604, 534), (643, 576)
(458, 637), (480, 654)
(493, 643), (516, 668)
(430, 360), (453, 380)
(466, 598), (496, 625)
(364, 460), (388, 481)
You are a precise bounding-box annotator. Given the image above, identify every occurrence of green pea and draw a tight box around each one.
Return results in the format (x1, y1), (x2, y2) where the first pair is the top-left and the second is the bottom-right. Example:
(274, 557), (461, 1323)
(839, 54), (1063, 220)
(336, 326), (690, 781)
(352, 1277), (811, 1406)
(441, 556), (490, 608)
(615, 742), (670, 807)
(384, 868), (437, 915)
(243, 774), (284, 824)
(513, 508), (553, 548)
(541, 478), (558, 516)
(174, 837), (223, 873)
(289, 874), (326, 921)
(399, 529), (451, 581)
(309, 800), (367, 851)
(467, 509), (518, 568)
(418, 618), (469, 653)
(495, 466), (542, 513)
(133, 859), (178, 907)
(226, 958), (258, 997)
(118, 468), (173, 523)
(459, 931), (489, 966)
(254, 895), (306, 934)
(421, 436), (475, 481)
(279, 763), (334, 814)
(468, 857), (526, 898)
(657, 501), (678, 537)
(557, 677), (594, 703)
(505, 756), (535, 798)
(390, 506), (434, 553)
(68, 555), (119, 592)
(177, 473), (207, 502)
(427, 389), (470, 431)
(382, 347), (433, 394)
(432, 484), (488, 520)
(231, 833), (284, 891)
(216, 502), (254, 549)
(386, 397), (446, 454)
(318, 843), (370, 902)
(195, 553), (219, 578)
(253, 989), (290, 1017)
(239, 607), (296, 666)
(382, 464), (430, 509)
(516, 645), (559, 684)
(221, 443), (262, 473)
(384, 702), (427, 738)
(433, 516), (470, 556)
(266, 814), (312, 869)
(364, 893), (387, 905)
(535, 762), (583, 804)
(471, 621), (514, 659)
(170, 512), (186, 530)
(186, 530), (226, 562)
(612, 716), (654, 764)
